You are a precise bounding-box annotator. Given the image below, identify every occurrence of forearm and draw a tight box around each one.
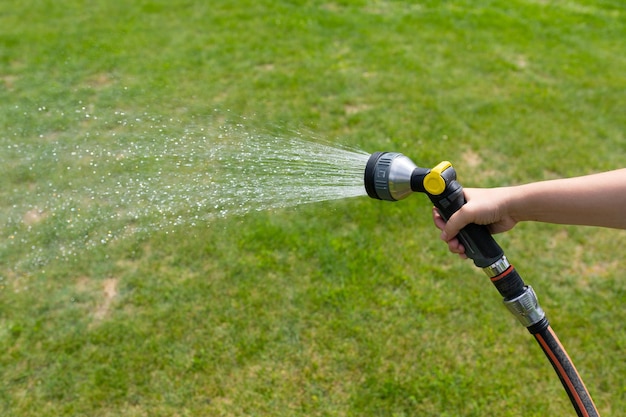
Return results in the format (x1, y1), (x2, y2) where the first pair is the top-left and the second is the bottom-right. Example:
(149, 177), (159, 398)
(508, 168), (626, 229)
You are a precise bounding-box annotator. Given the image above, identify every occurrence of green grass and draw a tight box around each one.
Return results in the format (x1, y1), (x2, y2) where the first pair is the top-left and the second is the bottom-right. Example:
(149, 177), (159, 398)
(1, 0), (626, 415)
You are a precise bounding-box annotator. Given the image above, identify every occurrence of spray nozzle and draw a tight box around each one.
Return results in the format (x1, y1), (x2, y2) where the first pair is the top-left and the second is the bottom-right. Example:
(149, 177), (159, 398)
(364, 151), (431, 201)
(364, 151), (507, 270)
(364, 151), (461, 202)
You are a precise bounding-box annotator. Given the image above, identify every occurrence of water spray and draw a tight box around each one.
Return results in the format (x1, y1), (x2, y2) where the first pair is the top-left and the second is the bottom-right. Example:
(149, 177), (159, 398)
(364, 151), (600, 417)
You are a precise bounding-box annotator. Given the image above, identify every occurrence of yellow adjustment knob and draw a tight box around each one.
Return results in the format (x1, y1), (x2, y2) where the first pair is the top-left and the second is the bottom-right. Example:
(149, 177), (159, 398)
(424, 161), (453, 195)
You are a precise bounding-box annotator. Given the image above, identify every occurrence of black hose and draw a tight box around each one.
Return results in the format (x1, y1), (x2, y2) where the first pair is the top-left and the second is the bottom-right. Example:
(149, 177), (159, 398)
(530, 321), (600, 417)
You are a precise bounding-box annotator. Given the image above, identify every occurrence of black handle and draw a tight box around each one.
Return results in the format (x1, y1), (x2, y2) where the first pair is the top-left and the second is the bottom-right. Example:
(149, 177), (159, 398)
(426, 172), (504, 268)
(420, 164), (525, 299)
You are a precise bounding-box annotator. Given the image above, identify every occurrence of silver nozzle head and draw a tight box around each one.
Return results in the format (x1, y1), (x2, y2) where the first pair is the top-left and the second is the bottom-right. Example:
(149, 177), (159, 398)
(364, 152), (418, 201)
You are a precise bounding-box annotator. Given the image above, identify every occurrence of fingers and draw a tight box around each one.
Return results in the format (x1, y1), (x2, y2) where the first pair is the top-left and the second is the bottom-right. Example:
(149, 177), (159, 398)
(445, 236), (467, 258)
(441, 209), (468, 241)
(432, 207), (447, 231)
(432, 208), (467, 258)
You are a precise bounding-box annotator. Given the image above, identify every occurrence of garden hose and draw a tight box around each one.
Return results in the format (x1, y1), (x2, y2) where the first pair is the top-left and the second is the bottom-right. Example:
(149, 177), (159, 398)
(364, 151), (600, 417)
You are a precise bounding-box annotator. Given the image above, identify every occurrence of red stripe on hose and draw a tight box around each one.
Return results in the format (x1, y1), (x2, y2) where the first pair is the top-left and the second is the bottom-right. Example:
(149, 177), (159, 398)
(535, 327), (594, 417)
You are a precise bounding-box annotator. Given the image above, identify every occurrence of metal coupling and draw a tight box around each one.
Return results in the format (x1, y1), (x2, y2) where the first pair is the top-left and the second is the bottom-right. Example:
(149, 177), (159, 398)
(503, 286), (545, 328)
(483, 255), (510, 278)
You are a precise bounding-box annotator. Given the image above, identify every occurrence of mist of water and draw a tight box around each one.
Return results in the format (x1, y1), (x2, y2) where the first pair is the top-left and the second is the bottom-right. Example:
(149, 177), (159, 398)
(1, 110), (370, 270)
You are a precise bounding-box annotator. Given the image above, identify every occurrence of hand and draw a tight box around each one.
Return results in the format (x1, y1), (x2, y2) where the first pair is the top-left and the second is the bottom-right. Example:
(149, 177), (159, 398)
(432, 188), (519, 258)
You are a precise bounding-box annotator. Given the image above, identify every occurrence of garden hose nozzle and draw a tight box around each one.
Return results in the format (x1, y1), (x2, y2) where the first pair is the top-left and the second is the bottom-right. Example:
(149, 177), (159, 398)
(364, 151), (532, 302)
(364, 151), (512, 273)
(363, 151), (599, 417)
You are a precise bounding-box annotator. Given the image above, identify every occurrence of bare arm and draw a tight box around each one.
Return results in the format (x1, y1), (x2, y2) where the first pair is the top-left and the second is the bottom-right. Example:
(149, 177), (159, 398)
(434, 168), (626, 257)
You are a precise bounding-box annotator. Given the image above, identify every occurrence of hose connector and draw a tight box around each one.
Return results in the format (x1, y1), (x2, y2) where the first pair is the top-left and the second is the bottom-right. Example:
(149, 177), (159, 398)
(483, 255), (511, 278)
(503, 285), (546, 328)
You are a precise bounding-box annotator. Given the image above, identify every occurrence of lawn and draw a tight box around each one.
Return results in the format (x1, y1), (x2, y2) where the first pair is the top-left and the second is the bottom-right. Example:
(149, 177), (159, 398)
(1, 1), (625, 416)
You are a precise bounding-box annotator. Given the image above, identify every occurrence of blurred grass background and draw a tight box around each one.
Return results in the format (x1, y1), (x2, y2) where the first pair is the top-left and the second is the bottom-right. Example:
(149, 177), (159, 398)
(1, 0), (625, 415)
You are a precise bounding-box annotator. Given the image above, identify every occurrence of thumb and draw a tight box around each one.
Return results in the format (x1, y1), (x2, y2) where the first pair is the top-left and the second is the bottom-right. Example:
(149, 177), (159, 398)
(442, 208), (472, 240)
